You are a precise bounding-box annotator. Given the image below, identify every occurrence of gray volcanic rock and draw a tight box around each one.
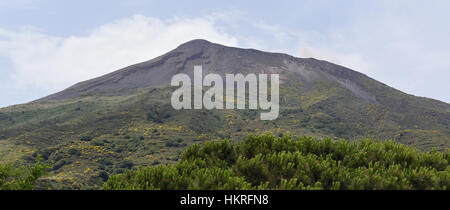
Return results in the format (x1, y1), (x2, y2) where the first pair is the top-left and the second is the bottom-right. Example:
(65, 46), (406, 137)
(38, 39), (379, 103)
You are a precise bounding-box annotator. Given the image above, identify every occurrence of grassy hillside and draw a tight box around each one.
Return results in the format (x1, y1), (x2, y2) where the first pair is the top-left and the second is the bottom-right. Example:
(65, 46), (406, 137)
(0, 83), (449, 189)
(0, 157), (50, 190)
(104, 134), (450, 190)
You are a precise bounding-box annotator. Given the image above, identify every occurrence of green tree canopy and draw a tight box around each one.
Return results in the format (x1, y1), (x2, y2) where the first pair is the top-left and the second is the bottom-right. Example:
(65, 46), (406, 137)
(104, 134), (450, 190)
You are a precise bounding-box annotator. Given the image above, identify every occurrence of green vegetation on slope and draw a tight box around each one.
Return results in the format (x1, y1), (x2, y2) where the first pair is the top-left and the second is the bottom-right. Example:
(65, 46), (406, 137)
(0, 157), (50, 190)
(0, 83), (449, 189)
(104, 134), (450, 190)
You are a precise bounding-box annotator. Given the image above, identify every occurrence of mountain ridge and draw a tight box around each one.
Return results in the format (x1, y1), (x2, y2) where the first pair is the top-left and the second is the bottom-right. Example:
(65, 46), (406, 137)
(38, 39), (382, 104)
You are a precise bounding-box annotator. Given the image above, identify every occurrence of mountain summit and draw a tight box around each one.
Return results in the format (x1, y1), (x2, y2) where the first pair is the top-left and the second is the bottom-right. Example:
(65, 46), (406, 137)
(40, 39), (377, 104)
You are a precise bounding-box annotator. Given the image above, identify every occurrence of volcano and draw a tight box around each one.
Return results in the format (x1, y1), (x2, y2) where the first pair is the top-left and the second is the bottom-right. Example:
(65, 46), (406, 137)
(40, 39), (379, 104)
(0, 39), (448, 189)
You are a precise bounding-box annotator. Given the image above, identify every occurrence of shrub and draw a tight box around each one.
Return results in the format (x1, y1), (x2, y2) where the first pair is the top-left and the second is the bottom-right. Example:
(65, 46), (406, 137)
(118, 160), (134, 169)
(98, 171), (109, 182)
(68, 148), (80, 156)
(80, 135), (93, 141)
(52, 160), (67, 170)
(165, 141), (180, 147)
(104, 134), (450, 190)
(0, 157), (51, 190)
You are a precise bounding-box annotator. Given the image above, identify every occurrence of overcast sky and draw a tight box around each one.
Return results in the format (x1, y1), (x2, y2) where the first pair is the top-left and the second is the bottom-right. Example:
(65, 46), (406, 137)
(0, 0), (449, 108)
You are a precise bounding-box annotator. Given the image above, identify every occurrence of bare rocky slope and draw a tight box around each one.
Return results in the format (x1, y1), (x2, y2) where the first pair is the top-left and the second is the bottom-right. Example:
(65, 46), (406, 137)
(40, 39), (381, 104)
(0, 39), (448, 189)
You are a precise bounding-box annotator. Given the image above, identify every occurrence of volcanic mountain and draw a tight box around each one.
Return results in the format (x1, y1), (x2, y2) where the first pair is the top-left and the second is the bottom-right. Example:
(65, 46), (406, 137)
(40, 39), (378, 103)
(0, 39), (448, 189)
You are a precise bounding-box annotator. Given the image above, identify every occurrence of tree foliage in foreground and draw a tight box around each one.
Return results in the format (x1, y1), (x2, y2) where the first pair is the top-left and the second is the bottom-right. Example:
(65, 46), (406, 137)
(104, 134), (450, 190)
(0, 158), (50, 190)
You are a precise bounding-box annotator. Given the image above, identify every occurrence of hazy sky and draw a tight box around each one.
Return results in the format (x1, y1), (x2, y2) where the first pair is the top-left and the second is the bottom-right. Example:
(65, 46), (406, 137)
(1, 0), (449, 107)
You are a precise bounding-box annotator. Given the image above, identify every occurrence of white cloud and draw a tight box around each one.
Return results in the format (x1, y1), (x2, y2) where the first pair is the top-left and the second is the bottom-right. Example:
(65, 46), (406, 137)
(1, 11), (449, 107)
(0, 14), (238, 92)
(297, 44), (371, 75)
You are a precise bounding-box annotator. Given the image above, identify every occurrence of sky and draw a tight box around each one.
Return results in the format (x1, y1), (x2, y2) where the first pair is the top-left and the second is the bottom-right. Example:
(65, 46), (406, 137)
(0, 0), (449, 108)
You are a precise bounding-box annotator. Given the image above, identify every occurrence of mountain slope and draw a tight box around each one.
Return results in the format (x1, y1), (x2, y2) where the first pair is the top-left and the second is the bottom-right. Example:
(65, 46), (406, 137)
(35, 39), (450, 147)
(39, 39), (377, 103)
(0, 39), (449, 189)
